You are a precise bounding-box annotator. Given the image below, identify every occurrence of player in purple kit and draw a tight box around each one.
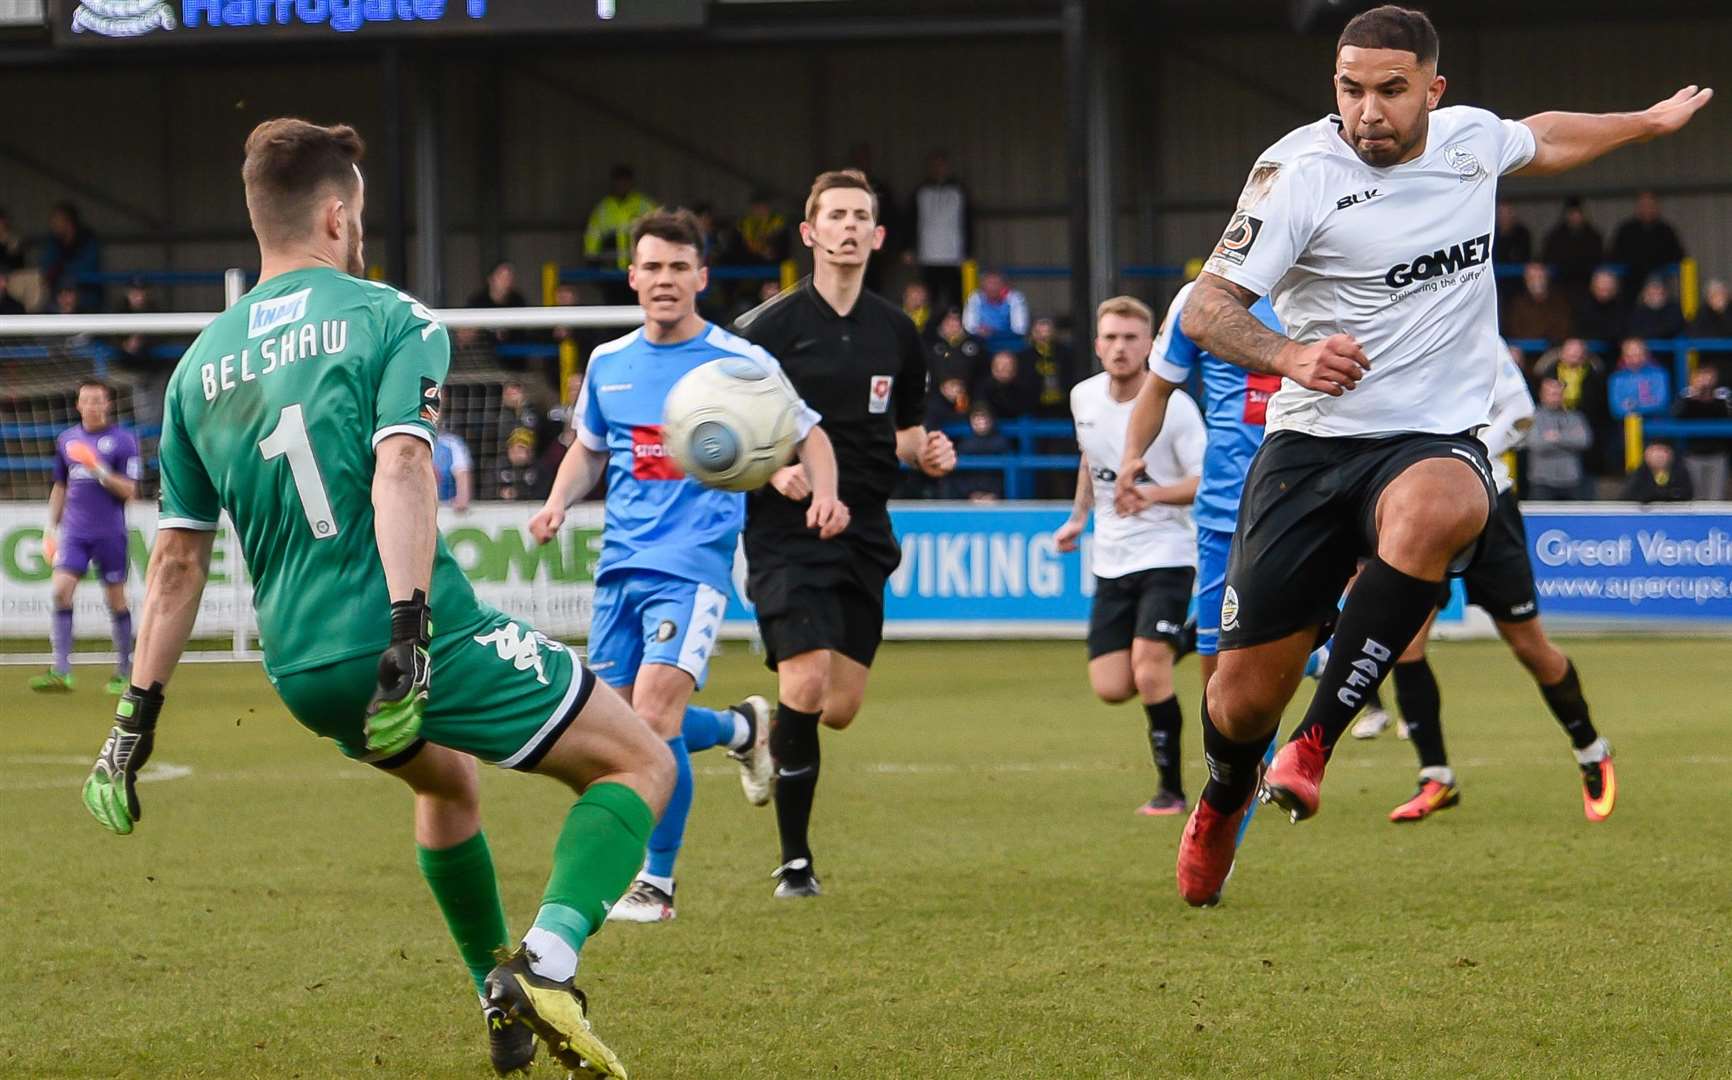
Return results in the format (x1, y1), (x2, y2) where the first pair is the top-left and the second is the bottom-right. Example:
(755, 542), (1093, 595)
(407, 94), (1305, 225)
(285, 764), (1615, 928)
(32, 380), (142, 695)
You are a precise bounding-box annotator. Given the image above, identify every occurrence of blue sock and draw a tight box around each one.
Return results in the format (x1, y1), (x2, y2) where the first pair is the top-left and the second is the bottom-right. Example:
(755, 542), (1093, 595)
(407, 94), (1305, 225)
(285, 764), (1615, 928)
(681, 705), (738, 753)
(644, 736), (692, 880)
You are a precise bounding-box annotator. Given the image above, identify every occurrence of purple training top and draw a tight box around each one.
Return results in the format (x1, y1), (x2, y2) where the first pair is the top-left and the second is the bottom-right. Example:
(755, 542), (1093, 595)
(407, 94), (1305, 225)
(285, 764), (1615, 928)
(54, 423), (140, 538)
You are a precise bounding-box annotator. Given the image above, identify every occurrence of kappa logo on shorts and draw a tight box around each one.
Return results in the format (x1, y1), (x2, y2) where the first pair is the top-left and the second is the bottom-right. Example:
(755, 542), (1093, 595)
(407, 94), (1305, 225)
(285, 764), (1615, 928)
(1221, 586), (1241, 632)
(1155, 621), (1182, 636)
(1509, 600), (1536, 617)
(868, 375), (894, 415)
(473, 621), (556, 685)
(654, 619), (679, 643)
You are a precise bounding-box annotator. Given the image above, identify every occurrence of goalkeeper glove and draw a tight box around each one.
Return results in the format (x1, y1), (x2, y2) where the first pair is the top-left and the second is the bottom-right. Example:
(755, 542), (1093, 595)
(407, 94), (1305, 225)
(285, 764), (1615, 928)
(364, 589), (431, 755)
(83, 681), (164, 835)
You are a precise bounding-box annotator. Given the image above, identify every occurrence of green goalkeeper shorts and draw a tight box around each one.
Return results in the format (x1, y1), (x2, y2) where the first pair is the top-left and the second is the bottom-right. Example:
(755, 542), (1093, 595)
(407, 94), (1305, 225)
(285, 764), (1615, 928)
(270, 607), (595, 770)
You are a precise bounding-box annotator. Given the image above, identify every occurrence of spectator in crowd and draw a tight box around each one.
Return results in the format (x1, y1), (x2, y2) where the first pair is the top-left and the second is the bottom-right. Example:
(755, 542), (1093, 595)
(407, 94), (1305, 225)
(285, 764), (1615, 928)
(1540, 196), (1604, 305)
(498, 377), (554, 457)
(975, 349), (1037, 421)
(462, 259), (528, 346)
(729, 278), (782, 325)
(433, 398), (474, 512)
(1621, 441), (1693, 503)
(1493, 201), (1532, 300)
(924, 375), (971, 433)
(735, 191), (790, 266)
(1608, 337), (1671, 419)
(0, 207), (25, 273)
(1502, 261), (1573, 344)
(1526, 379), (1594, 500)
(1611, 191), (1684, 303)
(928, 306), (987, 388)
(53, 285), (94, 348)
(1574, 267), (1627, 345)
(963, 269), (1031, 351)
(1688, 278), (1732, 372)
(1626, 275), (1686, 340)
(41, 202), (102, 312)
(690, 202), (723, 264)
(1535, 337), (1614, 473)
(108, 280), (169, 427)
(584, 164), (654, 303)
(949, 404), (1010, 502)
(0, 267), (23, 316)
(1020, 316), (1076, 418)
(902, 280), (932, 336)
(496, 427), (551, 502)
(909, 151), (971, 309)
(1672, 364), (1731, 499)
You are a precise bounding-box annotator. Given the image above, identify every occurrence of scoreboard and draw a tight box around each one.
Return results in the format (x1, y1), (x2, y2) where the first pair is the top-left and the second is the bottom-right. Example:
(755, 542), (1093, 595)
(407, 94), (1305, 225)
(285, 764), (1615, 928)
(50, 0), (705, 46)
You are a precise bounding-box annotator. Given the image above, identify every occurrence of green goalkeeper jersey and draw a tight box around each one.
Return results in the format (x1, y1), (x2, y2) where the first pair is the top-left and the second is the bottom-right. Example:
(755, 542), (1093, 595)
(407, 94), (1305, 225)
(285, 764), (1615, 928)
(158, 267), (486, 677)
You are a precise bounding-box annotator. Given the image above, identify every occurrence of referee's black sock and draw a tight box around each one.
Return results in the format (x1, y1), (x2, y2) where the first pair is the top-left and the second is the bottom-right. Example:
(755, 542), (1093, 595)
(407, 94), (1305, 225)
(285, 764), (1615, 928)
(1144, 697), (1184, 797)
(1393, 658), (1447, 771)
(769, 702), (822, 865)
(1199, 688), (1274, 814)
(1290, 556), (1440, 757)
(1540, 659), (1599, 750)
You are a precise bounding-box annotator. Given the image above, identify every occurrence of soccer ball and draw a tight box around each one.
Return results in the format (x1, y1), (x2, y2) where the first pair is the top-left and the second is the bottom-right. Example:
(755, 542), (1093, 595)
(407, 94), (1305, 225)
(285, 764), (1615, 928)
(662, 357), (802, 492)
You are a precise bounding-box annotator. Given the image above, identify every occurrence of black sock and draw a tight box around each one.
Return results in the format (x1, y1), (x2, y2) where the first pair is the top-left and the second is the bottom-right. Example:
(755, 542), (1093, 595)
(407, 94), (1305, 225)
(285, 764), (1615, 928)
(769, 702), (821, 864)
(1143, 696), (1184, 797)
(1199, 687), (1275, 813)
(1393, 658), (1447, 770)
(1366, 684), (1385, 711)
(1291, 557), (1441, 756)
(1540, 660), (1598, 750)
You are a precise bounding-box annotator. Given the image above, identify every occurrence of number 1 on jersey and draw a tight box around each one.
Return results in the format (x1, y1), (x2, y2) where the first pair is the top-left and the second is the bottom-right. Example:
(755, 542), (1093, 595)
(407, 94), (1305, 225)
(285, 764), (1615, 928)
(258, 403), (340, 539)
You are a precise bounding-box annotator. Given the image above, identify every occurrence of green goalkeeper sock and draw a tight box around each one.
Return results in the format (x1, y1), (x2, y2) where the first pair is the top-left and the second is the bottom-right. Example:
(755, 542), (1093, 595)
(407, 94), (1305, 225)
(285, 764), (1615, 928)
(416, 830), (510, 995)
(526, 783), (654, 973)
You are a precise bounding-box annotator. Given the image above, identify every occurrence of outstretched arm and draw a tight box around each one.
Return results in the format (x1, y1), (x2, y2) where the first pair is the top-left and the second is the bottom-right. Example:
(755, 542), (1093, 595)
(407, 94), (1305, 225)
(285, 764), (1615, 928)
(373, 434), (438, 602)
(1516, 85), (1712, 177)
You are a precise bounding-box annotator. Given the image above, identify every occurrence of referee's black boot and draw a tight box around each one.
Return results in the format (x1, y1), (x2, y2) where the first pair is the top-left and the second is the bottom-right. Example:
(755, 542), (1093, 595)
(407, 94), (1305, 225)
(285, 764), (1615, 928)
(771, 857), (822, 899)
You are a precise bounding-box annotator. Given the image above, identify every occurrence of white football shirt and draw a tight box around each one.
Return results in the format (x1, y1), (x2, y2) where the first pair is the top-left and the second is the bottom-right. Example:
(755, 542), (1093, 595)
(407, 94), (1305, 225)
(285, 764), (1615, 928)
(1070, 372), (1206, 578)
(1203, 106), (1536, 438)
(1482, 349), (1536, 494)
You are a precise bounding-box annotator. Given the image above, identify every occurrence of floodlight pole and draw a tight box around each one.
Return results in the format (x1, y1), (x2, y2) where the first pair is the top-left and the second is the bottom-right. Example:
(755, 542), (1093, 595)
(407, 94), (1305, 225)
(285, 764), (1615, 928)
(1062, 0), (1118, 340)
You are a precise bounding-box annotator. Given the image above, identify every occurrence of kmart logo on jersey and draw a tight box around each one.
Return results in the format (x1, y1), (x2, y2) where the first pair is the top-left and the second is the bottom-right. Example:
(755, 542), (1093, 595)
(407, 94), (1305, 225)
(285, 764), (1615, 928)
(248, 289), (311, 338)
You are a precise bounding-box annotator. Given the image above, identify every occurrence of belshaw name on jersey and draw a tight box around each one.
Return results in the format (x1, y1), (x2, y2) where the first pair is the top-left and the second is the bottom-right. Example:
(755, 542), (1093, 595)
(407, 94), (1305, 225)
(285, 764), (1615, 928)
(197, 318), (350, 402)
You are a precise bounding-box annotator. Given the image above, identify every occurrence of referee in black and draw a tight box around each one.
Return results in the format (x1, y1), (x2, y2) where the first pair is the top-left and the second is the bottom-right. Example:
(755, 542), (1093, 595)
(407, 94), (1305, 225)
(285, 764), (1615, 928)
(734, 169), (956, 898)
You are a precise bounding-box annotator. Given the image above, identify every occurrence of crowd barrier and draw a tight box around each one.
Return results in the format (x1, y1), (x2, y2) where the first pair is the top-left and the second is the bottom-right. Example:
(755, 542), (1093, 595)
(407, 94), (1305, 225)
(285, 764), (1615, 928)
(4, 502), (1726, 659)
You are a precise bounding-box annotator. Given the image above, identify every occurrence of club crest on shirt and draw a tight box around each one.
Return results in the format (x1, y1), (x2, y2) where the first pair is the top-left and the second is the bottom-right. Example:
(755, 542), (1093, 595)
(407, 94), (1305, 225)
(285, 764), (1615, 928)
(1443, 144), (1483, 181)
(868, 375), (894, 414)
(1221, 586), (1241, 631)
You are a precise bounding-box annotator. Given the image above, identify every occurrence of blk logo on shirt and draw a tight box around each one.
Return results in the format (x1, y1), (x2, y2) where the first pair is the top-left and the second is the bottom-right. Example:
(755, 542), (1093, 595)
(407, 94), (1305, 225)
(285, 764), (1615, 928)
(868, 375), (894, 415)
(631, 425), (685, 481)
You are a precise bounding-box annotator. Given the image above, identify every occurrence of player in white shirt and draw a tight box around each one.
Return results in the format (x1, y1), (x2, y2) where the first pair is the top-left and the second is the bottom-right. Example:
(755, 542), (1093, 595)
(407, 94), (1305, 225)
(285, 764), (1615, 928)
(1054, 296), (1205, 816)
(1174, 4), (1708, 906)
(1382, 348), (1615, 824)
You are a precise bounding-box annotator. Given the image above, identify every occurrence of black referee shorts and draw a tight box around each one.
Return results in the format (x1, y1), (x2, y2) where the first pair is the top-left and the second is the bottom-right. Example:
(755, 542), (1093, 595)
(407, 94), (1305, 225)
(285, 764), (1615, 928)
(1086, 566), (1195, 659)
(1218, 429), (1496, 651)
(745, 512), (899, 671)
(1437, 488), (1539, 623)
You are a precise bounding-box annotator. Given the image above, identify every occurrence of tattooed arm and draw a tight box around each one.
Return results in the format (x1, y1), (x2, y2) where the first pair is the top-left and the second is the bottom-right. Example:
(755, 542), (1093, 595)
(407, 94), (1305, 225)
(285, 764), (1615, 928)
(1180, 272), (1371, 396)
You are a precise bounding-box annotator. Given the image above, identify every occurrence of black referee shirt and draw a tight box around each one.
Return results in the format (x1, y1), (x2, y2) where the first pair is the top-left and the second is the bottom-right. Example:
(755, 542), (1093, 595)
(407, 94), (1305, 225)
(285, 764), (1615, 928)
(734, 277), (927, 527)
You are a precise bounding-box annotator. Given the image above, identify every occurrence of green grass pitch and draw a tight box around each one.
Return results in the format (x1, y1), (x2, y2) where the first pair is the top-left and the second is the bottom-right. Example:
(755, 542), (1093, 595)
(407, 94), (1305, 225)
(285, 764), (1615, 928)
(5, 638), (1730, 1078)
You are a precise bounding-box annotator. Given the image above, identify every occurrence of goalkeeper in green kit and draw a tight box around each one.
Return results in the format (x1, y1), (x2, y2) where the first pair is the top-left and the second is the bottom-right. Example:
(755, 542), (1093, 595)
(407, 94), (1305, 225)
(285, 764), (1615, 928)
(79, 118), (672, 1080)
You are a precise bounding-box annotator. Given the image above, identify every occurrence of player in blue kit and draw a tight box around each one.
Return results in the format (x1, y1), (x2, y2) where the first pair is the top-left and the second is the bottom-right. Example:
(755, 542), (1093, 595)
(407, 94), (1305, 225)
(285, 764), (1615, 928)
(531, 209), (846, 922)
